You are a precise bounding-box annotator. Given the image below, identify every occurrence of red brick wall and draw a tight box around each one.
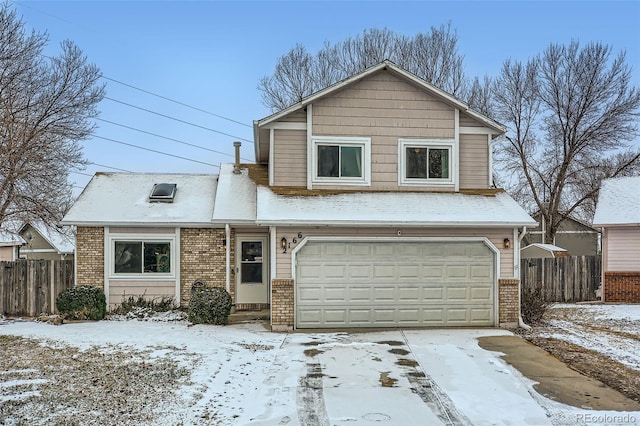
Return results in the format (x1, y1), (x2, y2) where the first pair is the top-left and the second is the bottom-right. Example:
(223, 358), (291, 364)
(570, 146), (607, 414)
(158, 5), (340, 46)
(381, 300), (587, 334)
(604, 272), (640, 303)
(498, 279), (519, 325)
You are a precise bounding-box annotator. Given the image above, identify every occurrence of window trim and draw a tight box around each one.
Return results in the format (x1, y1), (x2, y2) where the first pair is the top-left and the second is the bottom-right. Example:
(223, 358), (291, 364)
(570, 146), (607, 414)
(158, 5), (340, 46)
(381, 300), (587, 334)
(311, 136), (371, 186)
(108, 234), (176, 279)
(398, 139), (456, 186)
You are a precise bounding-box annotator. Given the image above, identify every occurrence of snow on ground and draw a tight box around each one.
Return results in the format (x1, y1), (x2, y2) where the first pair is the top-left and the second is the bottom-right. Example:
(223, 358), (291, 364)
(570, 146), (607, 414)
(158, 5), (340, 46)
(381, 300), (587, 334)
(1, 307), (640, 425)
(538, 304), (640, 370)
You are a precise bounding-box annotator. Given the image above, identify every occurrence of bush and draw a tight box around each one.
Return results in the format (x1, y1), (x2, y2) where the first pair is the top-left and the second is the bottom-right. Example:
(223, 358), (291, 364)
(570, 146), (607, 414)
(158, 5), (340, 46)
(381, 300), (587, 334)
(188, 287), (232, 325)
(521, 286), (550, 325)
(56, 286), (107, 321)
(111, 295), (175, 317)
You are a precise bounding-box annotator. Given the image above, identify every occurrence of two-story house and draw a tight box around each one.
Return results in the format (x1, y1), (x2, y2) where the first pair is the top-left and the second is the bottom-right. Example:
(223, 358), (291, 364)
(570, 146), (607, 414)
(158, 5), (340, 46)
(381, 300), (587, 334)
(63, 60), (536, 330)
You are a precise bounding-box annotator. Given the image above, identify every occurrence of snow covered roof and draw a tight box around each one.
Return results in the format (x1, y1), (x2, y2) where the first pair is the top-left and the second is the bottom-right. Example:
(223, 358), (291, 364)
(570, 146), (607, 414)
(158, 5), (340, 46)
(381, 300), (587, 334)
(62, 173), (218, 226)
(211, 164), (257, 224)
(522, 243), (567, 252)
(593, 176), (640, 226)
(256, 188), (536, 227)
(27, 222), (75, 254)
(0, 230), (25, 247)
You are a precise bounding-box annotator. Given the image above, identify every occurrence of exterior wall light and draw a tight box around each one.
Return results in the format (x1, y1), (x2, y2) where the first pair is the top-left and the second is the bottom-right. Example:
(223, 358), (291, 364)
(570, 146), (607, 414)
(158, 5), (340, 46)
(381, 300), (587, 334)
(503, 238), (511, 249)
(281, 237), (288, 253)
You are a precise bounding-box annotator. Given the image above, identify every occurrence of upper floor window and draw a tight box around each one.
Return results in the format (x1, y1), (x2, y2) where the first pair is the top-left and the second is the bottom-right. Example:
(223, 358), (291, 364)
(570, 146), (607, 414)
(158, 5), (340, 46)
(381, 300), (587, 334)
(312, 136), (371, 186)
(399, 139), (454, 186)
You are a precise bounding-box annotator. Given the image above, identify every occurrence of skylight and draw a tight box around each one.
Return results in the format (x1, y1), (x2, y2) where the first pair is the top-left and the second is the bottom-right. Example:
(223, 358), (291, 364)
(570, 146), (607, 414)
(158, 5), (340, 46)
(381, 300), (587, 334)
(149, 183), (177, 203)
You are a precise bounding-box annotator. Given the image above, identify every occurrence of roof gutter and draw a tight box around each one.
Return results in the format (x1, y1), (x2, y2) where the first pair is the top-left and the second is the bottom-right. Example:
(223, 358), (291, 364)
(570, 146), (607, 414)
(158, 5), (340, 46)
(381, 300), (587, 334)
(255, 220), (538, 227)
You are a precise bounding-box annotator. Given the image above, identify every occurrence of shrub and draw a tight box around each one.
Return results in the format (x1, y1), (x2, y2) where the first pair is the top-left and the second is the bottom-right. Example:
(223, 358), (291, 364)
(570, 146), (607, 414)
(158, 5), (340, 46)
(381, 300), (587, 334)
(188, 287), (232, 325)
(111, 295), (175, 317)
(56, 286), (107, 321)
(521, 286), (550, 326)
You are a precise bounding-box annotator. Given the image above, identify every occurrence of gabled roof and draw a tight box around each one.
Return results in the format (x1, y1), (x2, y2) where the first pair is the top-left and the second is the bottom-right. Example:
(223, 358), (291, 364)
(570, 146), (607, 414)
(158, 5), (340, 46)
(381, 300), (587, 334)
(593, 176), (640, 226)
(530, 211), (599, 233)
(0, 230), (25, 247)
(22, 222), (75, 254)
(62, 173), (219, 227)
(255, 187), (536, 227)
(253, 60), (506, 162)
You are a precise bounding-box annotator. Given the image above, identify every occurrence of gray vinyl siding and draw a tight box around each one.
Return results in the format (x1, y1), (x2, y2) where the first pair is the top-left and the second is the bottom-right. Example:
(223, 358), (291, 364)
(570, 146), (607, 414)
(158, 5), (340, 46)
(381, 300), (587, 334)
(459, 134), (489, 189)
(275, 227), (515, 280)
(273, 129), (307, 186)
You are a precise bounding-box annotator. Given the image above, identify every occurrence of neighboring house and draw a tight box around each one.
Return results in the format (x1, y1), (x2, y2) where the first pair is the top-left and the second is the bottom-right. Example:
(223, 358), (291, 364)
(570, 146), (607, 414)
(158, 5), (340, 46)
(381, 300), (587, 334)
(18, 222), (75, 261)
(0, 230), (25, 261)
(592, 176), (640, 303)
(521, 243), (569, 259)
(63, 60), (536, 330)
(523, 212), (599, 256)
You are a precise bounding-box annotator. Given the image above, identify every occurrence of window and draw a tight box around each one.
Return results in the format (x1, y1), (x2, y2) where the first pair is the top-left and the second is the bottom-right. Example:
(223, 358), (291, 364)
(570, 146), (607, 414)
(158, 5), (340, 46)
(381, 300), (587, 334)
(114, 241), (171, 274)
(312, 136), (371, 186)
(399, 139), (454, 185)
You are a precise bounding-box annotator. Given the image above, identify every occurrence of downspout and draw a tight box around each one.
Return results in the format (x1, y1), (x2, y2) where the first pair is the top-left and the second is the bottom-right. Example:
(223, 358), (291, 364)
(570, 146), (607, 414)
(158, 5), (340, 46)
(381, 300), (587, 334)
(517, 226), (531, 330)
(225, 223), (231, 293)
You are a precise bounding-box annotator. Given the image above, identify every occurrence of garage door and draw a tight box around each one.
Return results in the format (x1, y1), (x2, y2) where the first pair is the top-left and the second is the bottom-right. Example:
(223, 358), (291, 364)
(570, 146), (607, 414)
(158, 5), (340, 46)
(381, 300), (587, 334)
(295, 240), (495, 328)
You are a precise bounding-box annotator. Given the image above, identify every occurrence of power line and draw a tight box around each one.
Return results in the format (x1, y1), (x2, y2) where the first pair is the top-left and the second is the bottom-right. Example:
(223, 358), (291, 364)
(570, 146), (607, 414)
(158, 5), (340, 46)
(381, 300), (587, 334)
(104, 97), (253, 144)
(92, 135), (220, 168)
(101, 75), (252, 128)
(96, 118), (253, 161)
(70, 171), (94, 177)
(88, 162), (132, 172)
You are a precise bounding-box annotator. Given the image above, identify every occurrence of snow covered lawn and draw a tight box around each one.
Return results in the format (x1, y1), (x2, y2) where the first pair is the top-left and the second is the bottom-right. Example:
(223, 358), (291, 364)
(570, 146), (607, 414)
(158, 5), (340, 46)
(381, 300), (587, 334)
(1, 308), (639, 425)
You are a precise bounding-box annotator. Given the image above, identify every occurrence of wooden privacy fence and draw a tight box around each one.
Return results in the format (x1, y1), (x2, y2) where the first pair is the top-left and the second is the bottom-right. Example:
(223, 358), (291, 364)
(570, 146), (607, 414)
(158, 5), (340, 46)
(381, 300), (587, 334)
(521, 256), (601, 302)
(0, 260), (74, 317)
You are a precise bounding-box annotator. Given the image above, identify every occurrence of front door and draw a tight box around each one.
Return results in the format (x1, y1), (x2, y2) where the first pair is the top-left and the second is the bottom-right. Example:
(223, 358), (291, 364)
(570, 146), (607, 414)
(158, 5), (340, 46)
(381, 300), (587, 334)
(236, 236), (269, 304)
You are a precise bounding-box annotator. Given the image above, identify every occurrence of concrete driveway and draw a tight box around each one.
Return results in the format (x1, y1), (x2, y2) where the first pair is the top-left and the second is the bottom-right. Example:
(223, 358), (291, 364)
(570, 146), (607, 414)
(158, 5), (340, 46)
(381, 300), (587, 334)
(244, 328), (552, 426)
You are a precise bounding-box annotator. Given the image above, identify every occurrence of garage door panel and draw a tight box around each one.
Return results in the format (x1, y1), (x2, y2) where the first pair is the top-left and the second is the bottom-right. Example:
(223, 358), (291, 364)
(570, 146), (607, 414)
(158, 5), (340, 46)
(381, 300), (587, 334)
(373, 265), (395, 279)
(349, 265), (372, 279)
(296, 241), (495, 328)
(445, 265), (469, 279)
(398, 287), (420, 301)
(398, 265), (420, 279)
(445, 287), (468, 300)
(373, 287), (395, 301)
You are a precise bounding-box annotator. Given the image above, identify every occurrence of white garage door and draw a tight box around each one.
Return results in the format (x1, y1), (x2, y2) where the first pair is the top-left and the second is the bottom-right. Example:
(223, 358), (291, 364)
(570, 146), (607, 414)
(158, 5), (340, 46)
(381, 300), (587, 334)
(295, 240), (495, 328)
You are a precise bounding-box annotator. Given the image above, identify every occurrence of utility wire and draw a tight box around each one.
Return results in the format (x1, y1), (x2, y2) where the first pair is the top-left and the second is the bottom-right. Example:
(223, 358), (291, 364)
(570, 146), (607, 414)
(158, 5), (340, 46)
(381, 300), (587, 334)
(97, 118), (253, 161)
(70, 171), (94, 177)
(101, 75), (252, 128)
(88, 162), (132, 172)
(104, 97), (253, 144)
(93, 135), (220, 168)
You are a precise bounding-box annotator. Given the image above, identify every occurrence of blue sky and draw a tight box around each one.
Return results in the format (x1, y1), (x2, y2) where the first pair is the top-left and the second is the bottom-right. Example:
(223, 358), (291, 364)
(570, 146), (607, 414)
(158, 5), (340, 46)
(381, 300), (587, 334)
(12, 1), (640, 194)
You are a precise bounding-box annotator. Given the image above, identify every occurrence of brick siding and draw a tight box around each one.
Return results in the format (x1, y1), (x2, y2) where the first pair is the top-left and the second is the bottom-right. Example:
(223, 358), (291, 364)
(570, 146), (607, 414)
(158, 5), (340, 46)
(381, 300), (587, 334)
(271, 279), (294, 331)
(180, 228), (234, 307)
(498, 279), (519, 326)
(604, 272), (640, 303)
(75, 227), (105, 289)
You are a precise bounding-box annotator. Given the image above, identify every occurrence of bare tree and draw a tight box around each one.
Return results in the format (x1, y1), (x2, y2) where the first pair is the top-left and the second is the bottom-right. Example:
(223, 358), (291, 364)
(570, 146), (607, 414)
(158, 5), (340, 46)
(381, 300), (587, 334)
(493, 41), (640, 243)
(0, 4), (105, 232)
(259, 24), (467, 111)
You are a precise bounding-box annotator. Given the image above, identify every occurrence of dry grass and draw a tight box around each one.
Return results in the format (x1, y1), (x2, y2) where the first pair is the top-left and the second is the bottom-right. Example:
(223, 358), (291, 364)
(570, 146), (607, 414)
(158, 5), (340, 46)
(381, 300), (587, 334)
(0, 335), (193, 426)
